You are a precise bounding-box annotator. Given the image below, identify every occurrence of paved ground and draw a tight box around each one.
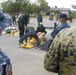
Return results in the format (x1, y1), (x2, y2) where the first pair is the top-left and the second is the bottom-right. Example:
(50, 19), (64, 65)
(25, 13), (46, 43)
(0, 17), (76, 75)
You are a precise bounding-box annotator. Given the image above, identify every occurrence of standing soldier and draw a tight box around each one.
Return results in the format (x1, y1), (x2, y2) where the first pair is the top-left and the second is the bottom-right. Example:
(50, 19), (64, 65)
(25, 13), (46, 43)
(46, 13), (70, 50)
(27, 13), (30, 24)
(12, 14), (16, 25)
(0, 12), (13, 75)
(51, 13), (70, 38)
(44, 27), (76, 75)
(24, 13), (28, 28)
(18, 13), (28, 38)
(37, 13), (43, 25)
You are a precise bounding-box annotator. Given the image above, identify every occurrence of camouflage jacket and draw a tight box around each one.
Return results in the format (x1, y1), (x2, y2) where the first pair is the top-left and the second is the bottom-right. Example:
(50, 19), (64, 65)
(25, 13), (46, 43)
(44, 27), (76, 75)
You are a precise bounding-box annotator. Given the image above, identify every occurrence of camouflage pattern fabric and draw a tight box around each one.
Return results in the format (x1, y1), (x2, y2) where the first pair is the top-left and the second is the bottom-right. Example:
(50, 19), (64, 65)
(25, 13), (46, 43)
(44, 26), (76, 75)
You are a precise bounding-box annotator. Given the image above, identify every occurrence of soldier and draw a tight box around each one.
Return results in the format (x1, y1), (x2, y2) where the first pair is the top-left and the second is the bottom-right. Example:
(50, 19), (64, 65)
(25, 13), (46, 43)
(18, 14), (25, 38)
(24, 12), (28, 27)
(27, 13), (30, 24)
(18, 13), (28, 38)
(51, 13), (70, 38)
(44, 26), (76, 75)
(0, 13), (4, 35)
(12, 14), (16, 25)
(0, 12), (13, 75)
(36, 23), (47, 35)
(46, 13), (71, 54)
(19, 27), (41, 45)
(36, 23), (47, 41)
(37, 13), (43, 25)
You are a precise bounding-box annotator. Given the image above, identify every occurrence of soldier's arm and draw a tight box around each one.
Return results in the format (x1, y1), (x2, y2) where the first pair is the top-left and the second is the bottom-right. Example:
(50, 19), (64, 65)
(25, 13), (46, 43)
(44, 35), (61, 73)
(51, 27), (59, 38)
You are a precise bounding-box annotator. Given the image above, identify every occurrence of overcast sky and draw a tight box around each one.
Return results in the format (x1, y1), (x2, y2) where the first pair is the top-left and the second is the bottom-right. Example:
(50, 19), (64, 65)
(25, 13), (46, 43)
(30, 0), (76, 9)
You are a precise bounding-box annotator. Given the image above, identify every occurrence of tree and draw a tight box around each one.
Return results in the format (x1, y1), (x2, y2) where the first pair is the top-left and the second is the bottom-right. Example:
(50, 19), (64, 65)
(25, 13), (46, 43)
(72, 5), (76, 9)
(38, 0), (50, 11)
(1, 0), (29, 14)
(55, 5), (57, 8)
(1, 2), (9, 13)
(1, 0), (50, 15)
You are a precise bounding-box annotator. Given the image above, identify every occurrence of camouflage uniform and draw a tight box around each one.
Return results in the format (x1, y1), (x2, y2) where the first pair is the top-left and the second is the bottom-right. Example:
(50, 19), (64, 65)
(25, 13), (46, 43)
(44, 27), (76, 75)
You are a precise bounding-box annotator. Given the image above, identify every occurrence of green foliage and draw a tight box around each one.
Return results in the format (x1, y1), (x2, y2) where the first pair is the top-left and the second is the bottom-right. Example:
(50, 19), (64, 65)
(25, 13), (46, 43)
(72, 12), (76, 18)
(1, 2), (10, 13)
(1, 0), (50, 15)
(39, 0), (50, 10)
(72, 5), (76, 9)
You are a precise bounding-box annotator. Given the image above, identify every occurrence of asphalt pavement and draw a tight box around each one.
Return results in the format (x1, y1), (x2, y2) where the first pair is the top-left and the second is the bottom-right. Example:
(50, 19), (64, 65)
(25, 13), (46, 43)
(0, 17), (76, 75)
